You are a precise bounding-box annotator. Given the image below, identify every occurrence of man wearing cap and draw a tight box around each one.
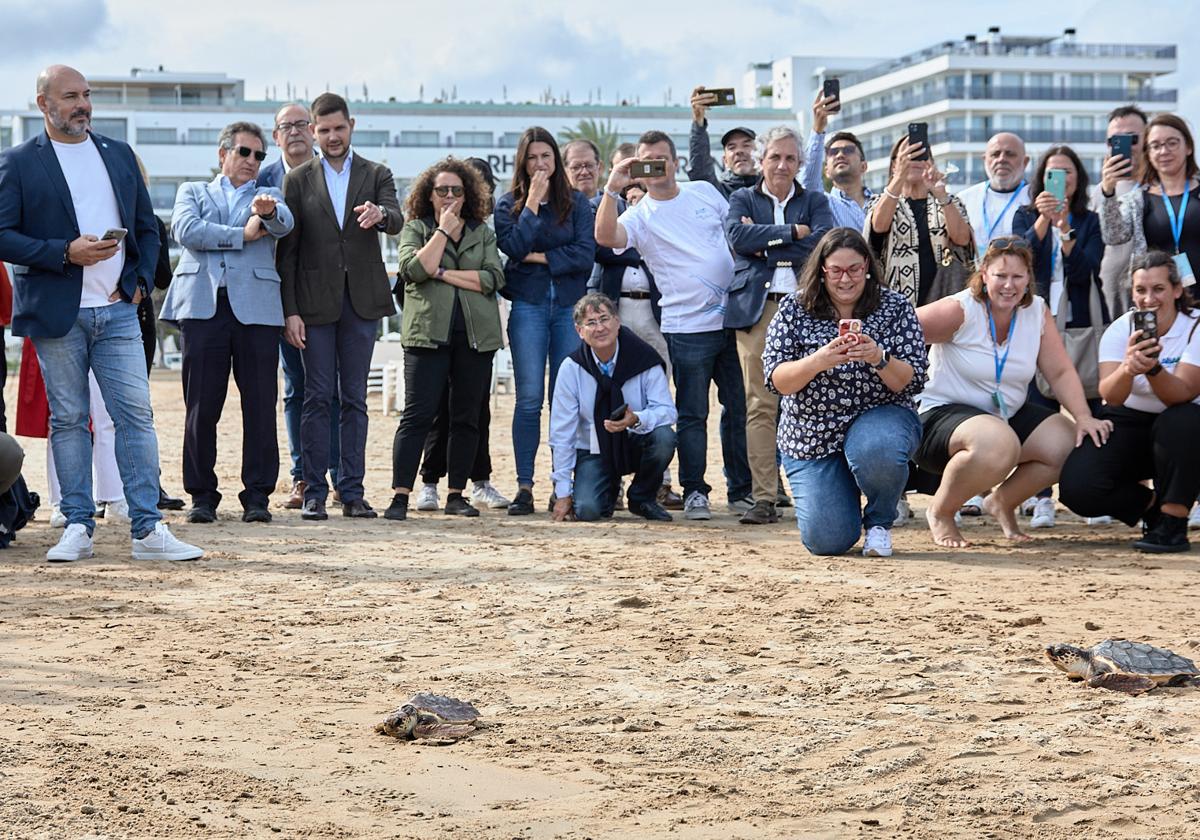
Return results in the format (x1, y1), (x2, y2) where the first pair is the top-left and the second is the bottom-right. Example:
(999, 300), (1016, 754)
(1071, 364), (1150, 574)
(688, 86), (758, 199)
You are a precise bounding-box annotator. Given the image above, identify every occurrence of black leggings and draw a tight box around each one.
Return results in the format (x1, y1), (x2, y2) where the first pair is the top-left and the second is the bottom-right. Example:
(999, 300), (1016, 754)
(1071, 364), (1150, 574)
(1059, 403), (1200, 526)
(420, 392), (492, 484)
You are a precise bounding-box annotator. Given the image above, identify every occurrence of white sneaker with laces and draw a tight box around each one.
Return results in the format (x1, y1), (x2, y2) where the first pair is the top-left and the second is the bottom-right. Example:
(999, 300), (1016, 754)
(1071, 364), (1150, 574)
(415, 484), (440, 512)
(132, 523), (203, 561)
(104, 498), (131, 523)
(1019, 496), (1038, 517)
(49, 504), (67, 528)
(1085, 516), (1114, 525)
(683, 491), (712, 521)
(471, 481), (510, 509)
(47, 523), (93, 562)
(1029, 497), (1056, 528)
(1189, 502), (1200, 531)
(862, 526), (893, 557)
(893, 496), (912, 528)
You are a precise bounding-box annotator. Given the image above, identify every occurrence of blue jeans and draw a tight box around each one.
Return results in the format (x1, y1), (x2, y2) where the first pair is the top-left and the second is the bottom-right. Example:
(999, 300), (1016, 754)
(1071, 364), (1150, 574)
(32, 302), (161, 538)
(664, 329), (751, 499)
(508, 293), (580, 487)
(573, 426), (676, 521)
(280, 338), (340, 484)
(783, 404), (921, 556)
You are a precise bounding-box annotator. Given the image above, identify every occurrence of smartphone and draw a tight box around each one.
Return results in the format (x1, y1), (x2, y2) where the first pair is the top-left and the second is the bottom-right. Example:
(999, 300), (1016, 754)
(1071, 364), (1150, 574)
(907, 122), (930, 161)
(629, 160), (668, 179)
(1045, 169), (1067, 203)
(705, 87), (736, 106)
(838, 318), (862, 341)
(822, 79), (841, 113)
(100, 227), (127, 243)
(609, 403), (629, 422)
(1108, 133), (1135, 161)
(1132, 310), (1159, 356)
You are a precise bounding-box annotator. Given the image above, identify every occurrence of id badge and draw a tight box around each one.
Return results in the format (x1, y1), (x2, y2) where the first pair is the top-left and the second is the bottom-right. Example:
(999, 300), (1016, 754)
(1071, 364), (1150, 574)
(991, 390), (1010, 419)
(1173, 252), (1195, 287)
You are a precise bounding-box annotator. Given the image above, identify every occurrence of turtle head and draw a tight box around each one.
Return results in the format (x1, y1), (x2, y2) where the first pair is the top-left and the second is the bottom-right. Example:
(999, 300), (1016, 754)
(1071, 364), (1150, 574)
(378, 704), (421, 739)
(1045, 644), (1091, 679)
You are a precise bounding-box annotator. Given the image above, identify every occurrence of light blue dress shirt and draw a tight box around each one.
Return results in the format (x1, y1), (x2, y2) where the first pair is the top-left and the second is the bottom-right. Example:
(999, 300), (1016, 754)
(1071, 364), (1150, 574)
(321, 148), (354, 228)
(801, 130), (873, 232)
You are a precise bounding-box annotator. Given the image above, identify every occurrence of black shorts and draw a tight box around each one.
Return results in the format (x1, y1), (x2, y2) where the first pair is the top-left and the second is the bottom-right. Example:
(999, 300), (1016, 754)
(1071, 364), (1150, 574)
(913, 401), (1058, 475)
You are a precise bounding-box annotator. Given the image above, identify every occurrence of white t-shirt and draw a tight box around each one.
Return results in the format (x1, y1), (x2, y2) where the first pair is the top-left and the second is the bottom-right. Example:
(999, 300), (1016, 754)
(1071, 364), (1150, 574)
(957, 179), (1031, 254)
(615, 181), (734, 334)
(1099, 309), (1200, 413)
(52, 137), (123, 308)
(918, 288), (1046, 416)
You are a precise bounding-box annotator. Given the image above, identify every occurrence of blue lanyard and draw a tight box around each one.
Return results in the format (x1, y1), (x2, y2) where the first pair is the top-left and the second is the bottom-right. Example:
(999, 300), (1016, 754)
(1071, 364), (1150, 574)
(981, 180), (1026, 242)
(986, 301), (1017, 385)
(1159, 181), (1189, 253)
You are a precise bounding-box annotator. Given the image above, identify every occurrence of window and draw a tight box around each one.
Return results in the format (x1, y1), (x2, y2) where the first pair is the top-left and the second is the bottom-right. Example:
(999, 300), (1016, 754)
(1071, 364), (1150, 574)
(137, 127), (177, 145)
(90, 89), (122, 104)
(399, 130), (440, 147)
(1070, 73), (1094, 90)
(1099, 73), (1123, 91)
(999, 115), (1024, 131)
(91, 118), (126, 141)
(999, 72), (1023, 88)
(187, 128), (220, 145)
(455, 131), (492, 147)
(0, 125), (10, 149)
(1070, 115), (1094, 130)
(353, 130), (390, 146)
(21, 116), (43, 140)
(498, 132), (524, 148)
(1030, 115), (1053, 131)
(1028, 73), (1053, 97)
(148, 179), (179, 209)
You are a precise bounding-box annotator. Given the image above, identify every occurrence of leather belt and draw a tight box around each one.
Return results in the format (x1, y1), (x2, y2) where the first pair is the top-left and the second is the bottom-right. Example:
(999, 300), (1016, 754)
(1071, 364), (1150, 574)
(620, 291), (652, 300)
(766, 292), (790, 302)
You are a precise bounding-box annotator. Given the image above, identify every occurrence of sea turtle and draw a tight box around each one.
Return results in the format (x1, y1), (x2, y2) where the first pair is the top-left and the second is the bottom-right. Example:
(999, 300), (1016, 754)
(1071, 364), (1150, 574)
(1045, 639), (1200, 695)
(375, 693), (480, 743)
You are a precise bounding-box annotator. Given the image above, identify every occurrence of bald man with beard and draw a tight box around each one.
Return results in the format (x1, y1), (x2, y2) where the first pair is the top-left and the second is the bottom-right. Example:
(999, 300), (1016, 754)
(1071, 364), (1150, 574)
(957, 132), (1032, 254)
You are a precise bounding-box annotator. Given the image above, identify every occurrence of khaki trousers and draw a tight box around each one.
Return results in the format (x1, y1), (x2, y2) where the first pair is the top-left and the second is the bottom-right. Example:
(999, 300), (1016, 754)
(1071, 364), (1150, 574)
(734, 298), (780, 503)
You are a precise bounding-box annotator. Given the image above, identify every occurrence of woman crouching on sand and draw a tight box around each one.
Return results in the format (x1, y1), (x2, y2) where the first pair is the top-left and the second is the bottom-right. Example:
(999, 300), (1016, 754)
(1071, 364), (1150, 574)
(913, 236), (1112, 548)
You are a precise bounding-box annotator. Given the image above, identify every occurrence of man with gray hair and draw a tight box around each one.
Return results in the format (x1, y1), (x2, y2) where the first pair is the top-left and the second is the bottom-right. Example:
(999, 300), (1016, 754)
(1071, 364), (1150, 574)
(957, 132), (1031, 253)
(725, 125), (833, 524)
(163, 120), (294, 524)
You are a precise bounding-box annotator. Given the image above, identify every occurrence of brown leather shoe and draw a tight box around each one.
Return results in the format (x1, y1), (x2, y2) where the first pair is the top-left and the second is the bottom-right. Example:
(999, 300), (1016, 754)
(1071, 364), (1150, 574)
(285, 480), (305, 509)
(657, 484), (684, 510)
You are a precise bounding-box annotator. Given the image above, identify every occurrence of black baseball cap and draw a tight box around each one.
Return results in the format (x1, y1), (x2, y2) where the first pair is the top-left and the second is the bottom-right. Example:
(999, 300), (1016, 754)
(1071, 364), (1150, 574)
(720, 127), (756, 147)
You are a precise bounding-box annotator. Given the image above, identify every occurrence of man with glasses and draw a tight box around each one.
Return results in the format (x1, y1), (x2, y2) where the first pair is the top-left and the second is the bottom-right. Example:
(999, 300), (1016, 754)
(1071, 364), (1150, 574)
(260, 103), (339, 511)
(800, 91), (873, 230)
(563, 139), (601, 200)
(549, 293), (676, 522)
(162, 120), (293, 524)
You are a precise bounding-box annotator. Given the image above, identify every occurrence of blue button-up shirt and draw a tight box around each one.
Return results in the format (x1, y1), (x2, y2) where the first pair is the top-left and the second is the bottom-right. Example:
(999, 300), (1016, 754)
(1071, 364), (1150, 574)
(219, 175), (256, 216)
(801, 130), (873, 232)
(321, 148), (354, 228)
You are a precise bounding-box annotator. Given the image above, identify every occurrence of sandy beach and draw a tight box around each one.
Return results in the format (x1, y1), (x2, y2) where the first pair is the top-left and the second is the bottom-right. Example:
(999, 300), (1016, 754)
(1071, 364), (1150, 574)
(2, 371), (1198, 839)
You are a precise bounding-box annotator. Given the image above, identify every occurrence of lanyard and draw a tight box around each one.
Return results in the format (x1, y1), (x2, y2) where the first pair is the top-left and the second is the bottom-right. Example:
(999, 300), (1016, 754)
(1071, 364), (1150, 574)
(1159, 181), (1189, 253)
(981, 179), (1026, 242)
(986, 301), (1017, 386)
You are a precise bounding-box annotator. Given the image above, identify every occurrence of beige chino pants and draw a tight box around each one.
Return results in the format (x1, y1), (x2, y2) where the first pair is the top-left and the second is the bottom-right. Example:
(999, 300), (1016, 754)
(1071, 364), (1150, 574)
(734, 298), (780, 503)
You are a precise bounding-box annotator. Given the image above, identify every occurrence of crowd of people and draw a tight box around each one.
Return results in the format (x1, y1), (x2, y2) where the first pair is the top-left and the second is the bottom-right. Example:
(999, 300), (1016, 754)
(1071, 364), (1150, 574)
(1, 64), (1198, 563)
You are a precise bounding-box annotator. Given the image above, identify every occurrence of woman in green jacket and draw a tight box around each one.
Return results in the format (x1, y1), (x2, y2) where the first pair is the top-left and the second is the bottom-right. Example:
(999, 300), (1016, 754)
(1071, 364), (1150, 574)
(386, 158), (505, 521)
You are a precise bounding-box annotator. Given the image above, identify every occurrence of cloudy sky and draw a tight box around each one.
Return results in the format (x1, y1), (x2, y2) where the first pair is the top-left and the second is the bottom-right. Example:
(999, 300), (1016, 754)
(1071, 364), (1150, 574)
(1, 0), (1196, 115)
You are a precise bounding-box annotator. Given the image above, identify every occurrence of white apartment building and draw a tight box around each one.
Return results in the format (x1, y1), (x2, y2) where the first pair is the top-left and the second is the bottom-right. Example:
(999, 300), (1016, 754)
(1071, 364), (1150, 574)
(745, 28), (1178, 190)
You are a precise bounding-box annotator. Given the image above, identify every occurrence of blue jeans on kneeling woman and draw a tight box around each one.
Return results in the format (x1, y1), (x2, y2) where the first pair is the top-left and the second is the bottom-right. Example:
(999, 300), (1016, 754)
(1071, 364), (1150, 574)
(782, 404), (921, 555)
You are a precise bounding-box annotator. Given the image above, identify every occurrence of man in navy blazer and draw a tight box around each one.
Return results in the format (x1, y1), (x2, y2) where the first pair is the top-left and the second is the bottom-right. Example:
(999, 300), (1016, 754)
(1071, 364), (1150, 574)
(162, 120), (294, 524)
(0, 64), (201, 562)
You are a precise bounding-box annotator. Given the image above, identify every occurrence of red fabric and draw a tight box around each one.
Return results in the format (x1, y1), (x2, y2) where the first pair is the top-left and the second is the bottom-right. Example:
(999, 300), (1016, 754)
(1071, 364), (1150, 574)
(16, 338), (49, 439)
(0, 263), (11, 326)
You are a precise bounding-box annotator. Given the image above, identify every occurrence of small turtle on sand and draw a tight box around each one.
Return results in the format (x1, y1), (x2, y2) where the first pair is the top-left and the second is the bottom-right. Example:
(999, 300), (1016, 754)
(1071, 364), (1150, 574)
(1045, 639), (1200, 695)
(375, 693), (480, 744)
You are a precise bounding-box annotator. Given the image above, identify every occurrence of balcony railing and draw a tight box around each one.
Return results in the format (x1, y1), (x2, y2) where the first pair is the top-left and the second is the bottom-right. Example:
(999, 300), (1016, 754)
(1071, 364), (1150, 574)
(860, 128), (1109, 160)
(848, 85), (1175, 124)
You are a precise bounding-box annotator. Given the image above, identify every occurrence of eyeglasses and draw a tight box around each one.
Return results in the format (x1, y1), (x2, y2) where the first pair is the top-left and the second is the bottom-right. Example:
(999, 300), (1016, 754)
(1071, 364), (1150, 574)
(432, 185), (464, 197)
(823, 263), (867, 280)
(581, 315), (614, 330)
(232, 145), (267, 162)
(1147, 137), (1184, 154)
(276, 119), (311, 133)
(566, 163), (598, 173)
(827, 144), (859, 158)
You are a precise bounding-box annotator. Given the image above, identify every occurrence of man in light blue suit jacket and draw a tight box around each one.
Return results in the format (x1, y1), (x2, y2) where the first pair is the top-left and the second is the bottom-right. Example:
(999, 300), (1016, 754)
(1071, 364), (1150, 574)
(163, 121), (293, 524)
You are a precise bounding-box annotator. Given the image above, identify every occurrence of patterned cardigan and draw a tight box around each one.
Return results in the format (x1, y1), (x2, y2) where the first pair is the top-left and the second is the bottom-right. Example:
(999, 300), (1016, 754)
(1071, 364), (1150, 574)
(862, 192), (973, 307)
(1098, 186), (1150, 287)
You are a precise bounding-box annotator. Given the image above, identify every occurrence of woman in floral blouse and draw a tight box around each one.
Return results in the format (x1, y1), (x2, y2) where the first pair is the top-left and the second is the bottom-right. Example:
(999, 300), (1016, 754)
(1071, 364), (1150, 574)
(764, 228), (929, 558)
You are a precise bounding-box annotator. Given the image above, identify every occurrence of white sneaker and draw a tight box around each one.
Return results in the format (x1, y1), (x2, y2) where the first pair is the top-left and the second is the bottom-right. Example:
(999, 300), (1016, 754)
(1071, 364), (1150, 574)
(1085, 516), (1114, 525)
(49, 504), (67, 528)
(862, 526), (893, 557)
(102, 498), (131, 523)
(471, 480), (510, 509)
(415, 484), (440, 512)
(1189, 503), (1200, 531)
(1019, 496), (1038, 517)
(960, 494), (985, 516)
(1029, 497), (1056, 529)
(683, 491), (712, 521)
(893, 496), (913, 528)
(131, 523), (203, 561)
(47, 523), (93, 562)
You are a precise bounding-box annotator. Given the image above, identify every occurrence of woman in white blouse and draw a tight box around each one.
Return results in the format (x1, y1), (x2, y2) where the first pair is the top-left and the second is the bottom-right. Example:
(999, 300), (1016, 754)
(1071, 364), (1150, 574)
(914, 237), (1111, 548)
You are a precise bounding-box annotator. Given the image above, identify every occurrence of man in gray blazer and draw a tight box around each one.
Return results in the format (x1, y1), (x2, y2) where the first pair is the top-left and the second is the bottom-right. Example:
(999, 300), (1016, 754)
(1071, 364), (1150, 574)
(163, 120), (294, 524)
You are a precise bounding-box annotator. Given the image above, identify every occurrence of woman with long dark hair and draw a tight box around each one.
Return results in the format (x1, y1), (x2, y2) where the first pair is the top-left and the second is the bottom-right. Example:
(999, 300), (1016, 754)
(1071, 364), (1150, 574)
(494, 127), (596, 515)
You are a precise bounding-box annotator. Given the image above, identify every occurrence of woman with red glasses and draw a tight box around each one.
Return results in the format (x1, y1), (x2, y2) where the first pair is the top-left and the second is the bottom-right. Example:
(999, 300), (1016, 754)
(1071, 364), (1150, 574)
(763, 229), (928, 558)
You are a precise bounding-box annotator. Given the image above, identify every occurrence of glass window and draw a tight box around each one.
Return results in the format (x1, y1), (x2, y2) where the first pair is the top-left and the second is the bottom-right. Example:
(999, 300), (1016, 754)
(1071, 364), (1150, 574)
(455, 131), (493, 147)
(1070, 115), (1094, 130)
(90, 89), (122, 104)
(136, 127), (177, 145)
(399, 130), (440, 147)
(1030, 115), (1053, 131)
(1099, 73), (1123, 91)
(498, 132), (524, 148)
(999, 115), (1024, 130)
(999, 72), (1023, 88)
(353, 130), (390, 147)
(148, 179), (179, 210)
(187, 127), (220, 145)
(1028, 73), (1053, 97)
(1070, 73), (1094, 89)
(91, 118), (127, 141)
(21, 116), (44, 140)
(0, 125), (10, 149)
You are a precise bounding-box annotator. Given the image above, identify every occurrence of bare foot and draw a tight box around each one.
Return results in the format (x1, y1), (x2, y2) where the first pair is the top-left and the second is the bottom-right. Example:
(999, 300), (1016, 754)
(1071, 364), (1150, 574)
(925, 506), (970, 548)
(983, 494), (1033, 542)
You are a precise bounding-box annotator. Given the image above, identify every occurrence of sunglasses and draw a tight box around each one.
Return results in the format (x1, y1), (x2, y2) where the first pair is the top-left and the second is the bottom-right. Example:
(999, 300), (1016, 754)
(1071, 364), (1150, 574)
(988, 235), (1032, 252)
(827, 144), (859, 158)
(433, 185), (464, 197)
(232, 145), (267, 162)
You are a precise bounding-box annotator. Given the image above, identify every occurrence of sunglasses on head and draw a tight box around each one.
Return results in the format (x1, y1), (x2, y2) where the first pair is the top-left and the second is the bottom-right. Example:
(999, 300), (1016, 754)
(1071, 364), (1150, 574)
(988, 235), (1031, 253)
(433, 185), (464, 197)
(232, 145), (267, 162)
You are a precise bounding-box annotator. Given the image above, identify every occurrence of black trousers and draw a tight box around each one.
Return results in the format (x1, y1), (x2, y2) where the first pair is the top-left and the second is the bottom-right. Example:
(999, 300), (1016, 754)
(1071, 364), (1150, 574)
(179, 294), (280, 509)
(392, 332), (495, 492)
(138, 296), (157, 375)
(419, 390), (493, 484)
(1059, 403), (1200, 526)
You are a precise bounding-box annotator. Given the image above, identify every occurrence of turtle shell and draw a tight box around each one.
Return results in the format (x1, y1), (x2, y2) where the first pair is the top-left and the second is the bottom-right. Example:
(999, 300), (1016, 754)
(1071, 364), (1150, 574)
(406, 693), (480, 723)
(1093, 639), (1200, 677)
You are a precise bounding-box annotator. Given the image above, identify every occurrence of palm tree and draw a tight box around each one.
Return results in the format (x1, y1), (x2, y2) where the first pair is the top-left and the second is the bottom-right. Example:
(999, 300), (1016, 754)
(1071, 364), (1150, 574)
(559, 119), (619, 168)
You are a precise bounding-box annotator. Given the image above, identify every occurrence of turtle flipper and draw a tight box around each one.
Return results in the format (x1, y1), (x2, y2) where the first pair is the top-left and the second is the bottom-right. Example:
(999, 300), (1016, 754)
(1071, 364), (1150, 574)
(1088, 672), (1156, 695)
(412, 721), (476, 742)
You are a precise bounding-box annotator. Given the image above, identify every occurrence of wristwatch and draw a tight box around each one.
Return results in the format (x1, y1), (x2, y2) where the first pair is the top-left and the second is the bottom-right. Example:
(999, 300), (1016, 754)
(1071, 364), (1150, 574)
(1147, 363), (1164, 377)
(872, 349), (891, 370)
(435, 266), (446, 280)
(1063, 228), (1076, 241)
